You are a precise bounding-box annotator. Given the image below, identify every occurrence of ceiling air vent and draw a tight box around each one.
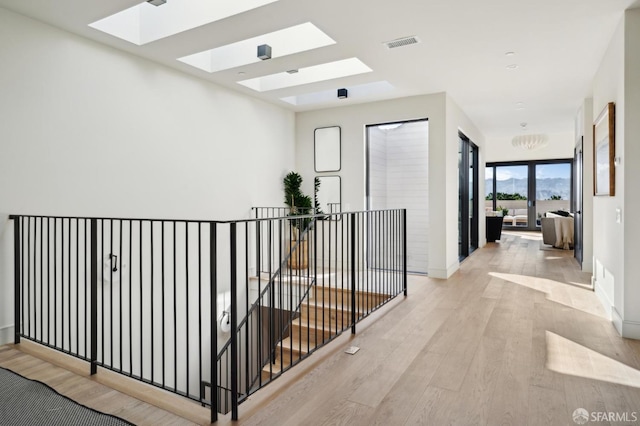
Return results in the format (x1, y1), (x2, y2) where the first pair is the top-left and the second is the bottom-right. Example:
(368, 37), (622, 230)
(383, 36), (420, 49)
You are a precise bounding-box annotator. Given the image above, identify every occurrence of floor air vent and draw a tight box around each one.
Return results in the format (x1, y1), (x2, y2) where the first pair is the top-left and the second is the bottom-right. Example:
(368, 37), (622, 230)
(383, 36), (420, 49)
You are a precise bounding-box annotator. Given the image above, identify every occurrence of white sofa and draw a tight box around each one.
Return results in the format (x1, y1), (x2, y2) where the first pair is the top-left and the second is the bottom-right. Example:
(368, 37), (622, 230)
(503, 209), (528, 226)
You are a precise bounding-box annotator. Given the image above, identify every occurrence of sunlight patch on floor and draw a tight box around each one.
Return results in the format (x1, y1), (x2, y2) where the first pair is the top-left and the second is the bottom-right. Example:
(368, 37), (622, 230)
(546, 331), (640, 389)
(489, 272), (605, 319)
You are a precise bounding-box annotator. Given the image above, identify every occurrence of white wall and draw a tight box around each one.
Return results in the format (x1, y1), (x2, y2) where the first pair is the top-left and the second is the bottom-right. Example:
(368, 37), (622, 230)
(295, 93), (485, 278)
(0, 7), (295, 344)
(591, 16), (625, 329)
(590, 9), (640, 339)
(484, 132), (575, 163)
(622, 8), (640, 336)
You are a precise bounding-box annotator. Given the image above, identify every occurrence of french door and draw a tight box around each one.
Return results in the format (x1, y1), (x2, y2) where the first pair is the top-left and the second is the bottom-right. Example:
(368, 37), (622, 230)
(486, 160), (572, 231)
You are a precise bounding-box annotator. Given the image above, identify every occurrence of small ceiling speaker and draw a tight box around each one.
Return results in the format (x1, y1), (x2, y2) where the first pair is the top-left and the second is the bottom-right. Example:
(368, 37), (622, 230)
(147, 0), (167, 6)
(337, 88), (348, 99)
(257, 44), (272, 60)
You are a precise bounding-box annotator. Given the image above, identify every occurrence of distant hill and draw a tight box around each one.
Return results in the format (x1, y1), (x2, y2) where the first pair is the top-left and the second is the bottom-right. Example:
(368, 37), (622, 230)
(485, 177), (570, 200)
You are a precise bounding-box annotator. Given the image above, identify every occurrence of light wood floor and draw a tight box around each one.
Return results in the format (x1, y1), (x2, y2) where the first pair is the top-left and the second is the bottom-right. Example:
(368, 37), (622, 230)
(3, 231), (640, 425)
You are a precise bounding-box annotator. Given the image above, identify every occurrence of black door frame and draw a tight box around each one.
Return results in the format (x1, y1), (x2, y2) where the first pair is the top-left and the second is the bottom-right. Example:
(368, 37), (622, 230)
(573, 138), (584, 266)
(459, 132), (479, 260)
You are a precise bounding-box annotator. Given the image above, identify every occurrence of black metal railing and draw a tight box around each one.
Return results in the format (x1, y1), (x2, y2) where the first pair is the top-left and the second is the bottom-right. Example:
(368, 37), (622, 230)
(9, 209), (406, 422)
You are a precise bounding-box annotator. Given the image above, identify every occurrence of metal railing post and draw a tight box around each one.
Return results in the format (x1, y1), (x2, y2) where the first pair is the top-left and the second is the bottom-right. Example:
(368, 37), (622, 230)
(90, 218), (98, 375)
(229, 223), (239, 421)
(210, 223), (218, 423)
(350, 213), (357, 334)
(11, 216), (21, 344)
(403, 209), (408, 296)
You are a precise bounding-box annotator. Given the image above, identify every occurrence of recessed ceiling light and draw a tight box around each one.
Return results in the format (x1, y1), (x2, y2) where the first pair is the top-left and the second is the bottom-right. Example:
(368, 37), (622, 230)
(178, 22), (335, 73)
(238, 71), (246, 75)
(505, 51), (515, 56)
(506, 64), (519, 70)
(516, 102), (525, 109)
(520, 122), (528, 128)
(281, 81), (394, 106)
(286, 69), (299, 74)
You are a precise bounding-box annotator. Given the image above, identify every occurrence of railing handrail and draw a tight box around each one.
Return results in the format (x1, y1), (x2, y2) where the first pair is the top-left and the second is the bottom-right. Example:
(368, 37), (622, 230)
(9, 208), (403, 225)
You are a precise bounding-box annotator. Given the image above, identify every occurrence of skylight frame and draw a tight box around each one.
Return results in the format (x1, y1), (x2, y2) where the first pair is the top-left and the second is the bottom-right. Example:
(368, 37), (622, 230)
(89, 0), (279, 45)
(178, 22), (336, 73)
(237, 58), (373, 92)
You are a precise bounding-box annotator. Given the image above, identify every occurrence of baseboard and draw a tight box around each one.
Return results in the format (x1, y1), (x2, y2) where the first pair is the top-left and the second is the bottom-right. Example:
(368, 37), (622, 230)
(594, 279), (613, 320)
(611, 307), (640, 339)
(428, 261), (459, 279)
(0, 324), (14, 345)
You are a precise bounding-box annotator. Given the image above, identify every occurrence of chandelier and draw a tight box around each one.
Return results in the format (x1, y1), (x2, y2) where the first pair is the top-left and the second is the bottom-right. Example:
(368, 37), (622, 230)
(511, 134), (549, 150)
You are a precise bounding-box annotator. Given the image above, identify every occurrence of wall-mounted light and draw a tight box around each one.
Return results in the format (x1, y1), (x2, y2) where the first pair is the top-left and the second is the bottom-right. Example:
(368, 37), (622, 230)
(147, 0), (167, 6)
(337, 88), (348, 99)
(257, 44), (272, 60)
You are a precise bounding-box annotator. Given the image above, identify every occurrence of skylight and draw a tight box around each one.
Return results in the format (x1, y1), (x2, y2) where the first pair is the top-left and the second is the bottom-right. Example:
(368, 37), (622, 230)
(89, 0), (279, 45)
(238, 58), (372, 92)
(281, 81), (394, 106)
(178, 23), (335, 73)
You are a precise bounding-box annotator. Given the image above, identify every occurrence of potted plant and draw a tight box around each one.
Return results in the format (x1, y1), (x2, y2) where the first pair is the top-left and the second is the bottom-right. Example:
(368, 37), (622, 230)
(283, 172), (313, 269)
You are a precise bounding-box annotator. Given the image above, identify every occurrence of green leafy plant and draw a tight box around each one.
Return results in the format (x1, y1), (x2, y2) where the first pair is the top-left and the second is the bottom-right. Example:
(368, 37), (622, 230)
(497, 205), (510, 217)
(283, 171), (313, 238)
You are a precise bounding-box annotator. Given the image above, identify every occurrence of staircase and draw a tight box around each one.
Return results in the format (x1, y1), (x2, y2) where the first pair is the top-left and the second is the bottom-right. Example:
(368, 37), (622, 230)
(253, 270), (391, 383)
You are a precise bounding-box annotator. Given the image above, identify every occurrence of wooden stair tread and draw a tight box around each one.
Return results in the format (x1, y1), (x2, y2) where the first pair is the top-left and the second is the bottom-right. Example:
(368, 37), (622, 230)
(291, 317), (344, 332)
(300, 300), (362, 313)
(276, 335), (311, 354)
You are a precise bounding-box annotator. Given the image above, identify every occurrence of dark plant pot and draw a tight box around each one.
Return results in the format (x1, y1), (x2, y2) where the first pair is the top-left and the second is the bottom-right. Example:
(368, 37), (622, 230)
(486, 216), (504, 242)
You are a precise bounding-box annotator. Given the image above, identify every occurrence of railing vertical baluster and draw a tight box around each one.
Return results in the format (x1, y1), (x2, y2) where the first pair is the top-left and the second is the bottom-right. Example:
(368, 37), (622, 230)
(210, 222), (218, 424)
(84, 219), (88, 358)
(403, 209), (408, 296)
(75, 219), (79, 355)
(173, 222), (177, 390)
(12, 216), (21, 343)
(198, 223), (202, 406)
(109, 219), (113, 365)
(128, 220), (133, 376)
(244, 223), (250, 396)
(185, 222), (190, 396)
(256, 221), (262, 388)
(90, 218), (98, 375)
(151, 221), (155, 384)
(350, 213), (356, 334)
(229, 223), (239, 421)
(139, 221), (144, 382)
(118, 220), (123, 372)
(39, 217), (43, 343)
(161, 221), (165, 387)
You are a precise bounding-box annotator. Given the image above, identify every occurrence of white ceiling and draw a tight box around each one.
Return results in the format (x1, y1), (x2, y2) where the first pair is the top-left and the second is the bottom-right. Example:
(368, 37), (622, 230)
(1, 0), (638, 138)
